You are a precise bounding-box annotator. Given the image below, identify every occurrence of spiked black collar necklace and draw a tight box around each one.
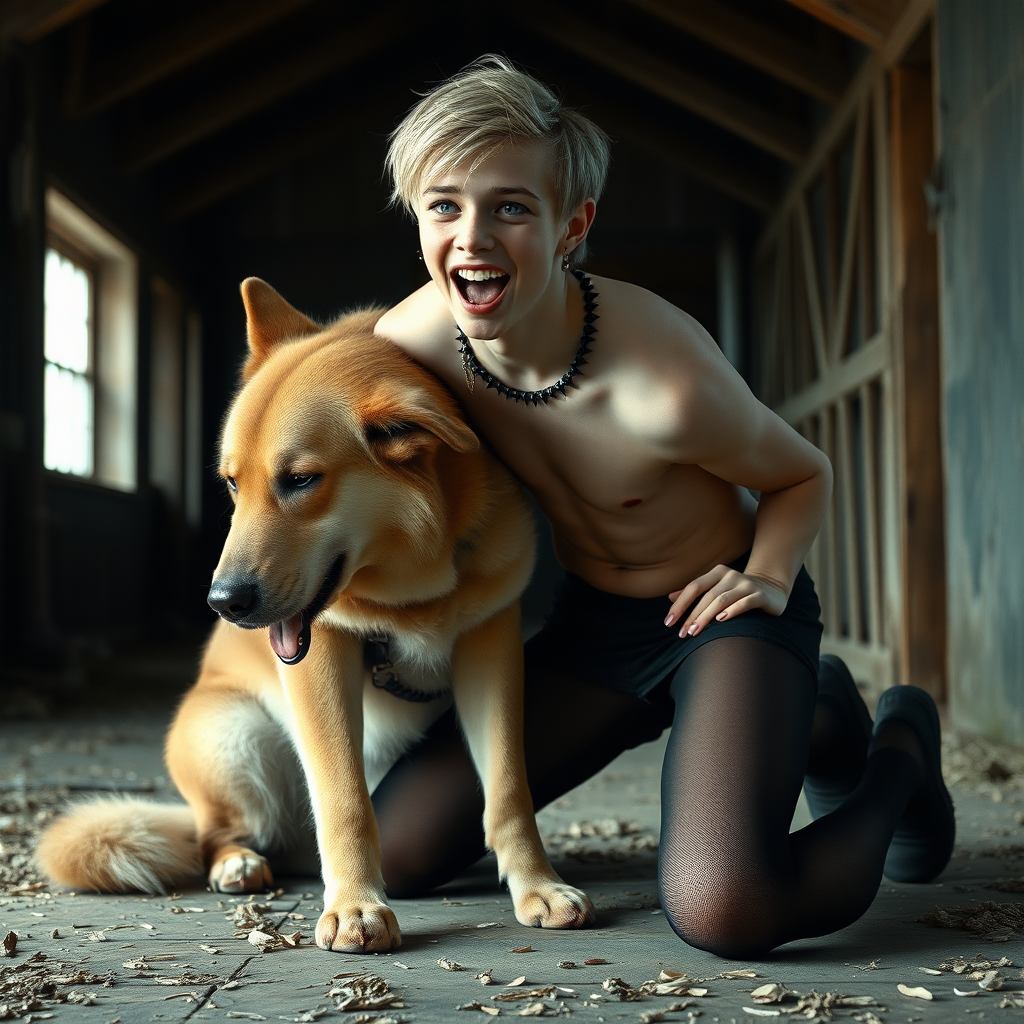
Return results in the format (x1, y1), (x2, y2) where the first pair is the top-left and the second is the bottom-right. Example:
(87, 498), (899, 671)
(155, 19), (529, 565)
(456, 270), (599, 406)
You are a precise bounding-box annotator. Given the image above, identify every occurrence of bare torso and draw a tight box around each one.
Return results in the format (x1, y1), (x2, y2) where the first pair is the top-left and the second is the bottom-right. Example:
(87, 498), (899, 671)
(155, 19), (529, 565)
(375, 275), (757, 598)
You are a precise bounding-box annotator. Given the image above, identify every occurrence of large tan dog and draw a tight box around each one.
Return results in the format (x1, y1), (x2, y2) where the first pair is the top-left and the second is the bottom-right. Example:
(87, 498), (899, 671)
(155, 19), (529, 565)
(37, 279), (594, 952)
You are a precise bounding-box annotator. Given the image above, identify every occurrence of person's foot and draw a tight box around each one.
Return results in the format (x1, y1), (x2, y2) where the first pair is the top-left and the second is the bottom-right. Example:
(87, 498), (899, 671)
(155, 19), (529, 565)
(803, 655), (873, 819)
(872, 685), (956, 883)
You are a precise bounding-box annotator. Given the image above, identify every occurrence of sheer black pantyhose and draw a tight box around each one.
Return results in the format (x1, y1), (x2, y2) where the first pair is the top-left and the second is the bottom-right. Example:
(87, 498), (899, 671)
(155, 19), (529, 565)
(372, 635), (925, 957)
(659, 638), (920, 957)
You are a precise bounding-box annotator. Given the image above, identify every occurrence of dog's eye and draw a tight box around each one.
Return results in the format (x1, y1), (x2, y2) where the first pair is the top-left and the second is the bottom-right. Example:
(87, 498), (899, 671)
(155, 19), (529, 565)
(226, 477), (238, 493)
(282, 472), (320, 491)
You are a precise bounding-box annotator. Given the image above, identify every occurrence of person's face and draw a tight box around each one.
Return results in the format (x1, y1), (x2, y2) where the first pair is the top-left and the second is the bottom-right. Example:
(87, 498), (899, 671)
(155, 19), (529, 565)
(416, 140), (571, 340)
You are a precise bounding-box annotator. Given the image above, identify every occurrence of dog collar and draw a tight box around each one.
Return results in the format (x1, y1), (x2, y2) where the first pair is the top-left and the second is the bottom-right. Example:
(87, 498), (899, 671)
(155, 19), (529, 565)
(365, 635), (448, 703)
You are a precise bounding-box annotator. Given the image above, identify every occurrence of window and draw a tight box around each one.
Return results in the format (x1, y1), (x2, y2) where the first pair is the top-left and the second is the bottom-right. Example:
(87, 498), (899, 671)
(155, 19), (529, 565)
(44, 189), (138, 490)
(44, 246), (95, 476)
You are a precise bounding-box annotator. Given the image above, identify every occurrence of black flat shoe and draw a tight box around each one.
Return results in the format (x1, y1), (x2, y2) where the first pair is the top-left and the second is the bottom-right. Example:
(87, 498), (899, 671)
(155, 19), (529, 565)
(874, 684), (956, 883)
(803, 654), (873, 819)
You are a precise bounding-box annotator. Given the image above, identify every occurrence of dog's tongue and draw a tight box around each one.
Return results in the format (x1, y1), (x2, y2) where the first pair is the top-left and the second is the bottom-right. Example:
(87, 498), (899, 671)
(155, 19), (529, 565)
(464, 278), (505, 305)
(270, 613), (304, 661)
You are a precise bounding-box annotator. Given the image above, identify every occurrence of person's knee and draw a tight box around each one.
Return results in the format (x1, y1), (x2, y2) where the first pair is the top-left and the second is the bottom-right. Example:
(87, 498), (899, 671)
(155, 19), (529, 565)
(659, 860), (780, 959)
(380, 848), (440, 899)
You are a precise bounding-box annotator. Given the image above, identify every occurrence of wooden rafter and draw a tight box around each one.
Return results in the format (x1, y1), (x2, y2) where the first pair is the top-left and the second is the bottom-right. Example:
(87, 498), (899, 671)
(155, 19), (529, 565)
(525, 5), (811, 165)
(782, 0), (903, 49)
(72, 0), (315, 117)
(119, 4), (419, 174)
(625, 0), (849, 104)
(0, 0), (109, 45)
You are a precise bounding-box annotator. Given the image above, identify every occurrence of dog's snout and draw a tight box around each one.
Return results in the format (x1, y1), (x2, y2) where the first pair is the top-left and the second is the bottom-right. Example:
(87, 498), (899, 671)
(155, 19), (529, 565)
(208, 578), (259, 622)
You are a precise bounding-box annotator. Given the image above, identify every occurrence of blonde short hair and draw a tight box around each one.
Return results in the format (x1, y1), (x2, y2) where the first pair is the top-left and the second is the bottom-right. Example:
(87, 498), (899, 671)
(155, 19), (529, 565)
(386, 56), (611, 267)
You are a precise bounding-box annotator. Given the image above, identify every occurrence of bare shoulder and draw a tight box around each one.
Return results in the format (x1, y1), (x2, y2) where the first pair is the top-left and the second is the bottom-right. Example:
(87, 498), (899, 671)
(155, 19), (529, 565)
(595, 275), (723, 364)
(592, 276), (756, 445)
(374, 283), (455, 367)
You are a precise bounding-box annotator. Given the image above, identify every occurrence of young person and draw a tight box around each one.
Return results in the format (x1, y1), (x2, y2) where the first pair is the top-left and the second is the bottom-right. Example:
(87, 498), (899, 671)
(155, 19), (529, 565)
(371, 56), (955, 958)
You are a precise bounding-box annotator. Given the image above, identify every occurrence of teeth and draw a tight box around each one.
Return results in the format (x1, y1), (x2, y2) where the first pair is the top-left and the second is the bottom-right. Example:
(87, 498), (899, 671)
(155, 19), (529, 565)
(456, 268), (506, 281)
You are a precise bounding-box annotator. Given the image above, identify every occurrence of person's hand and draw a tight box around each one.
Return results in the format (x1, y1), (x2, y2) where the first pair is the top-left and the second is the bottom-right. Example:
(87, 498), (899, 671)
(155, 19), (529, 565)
(664, 565), (789, 638)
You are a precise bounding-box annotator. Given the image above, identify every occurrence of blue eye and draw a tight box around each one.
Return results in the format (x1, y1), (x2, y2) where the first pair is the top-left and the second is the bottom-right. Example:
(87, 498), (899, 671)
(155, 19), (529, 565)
(500, 202), (527, 216)
(431, 200), (457, 215)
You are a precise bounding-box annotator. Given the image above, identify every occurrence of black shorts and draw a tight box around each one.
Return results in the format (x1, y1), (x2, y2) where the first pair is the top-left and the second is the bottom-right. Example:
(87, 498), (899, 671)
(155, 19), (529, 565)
(527, 551), (824, 699)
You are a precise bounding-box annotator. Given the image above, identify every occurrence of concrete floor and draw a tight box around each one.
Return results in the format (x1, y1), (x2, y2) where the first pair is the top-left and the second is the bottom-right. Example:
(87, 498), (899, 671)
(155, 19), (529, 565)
(3, 649), (1024, 1024)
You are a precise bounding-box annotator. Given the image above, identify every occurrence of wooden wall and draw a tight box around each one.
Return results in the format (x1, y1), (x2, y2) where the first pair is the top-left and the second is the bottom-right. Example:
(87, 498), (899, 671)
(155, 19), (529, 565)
(936, 0), (1024, 742)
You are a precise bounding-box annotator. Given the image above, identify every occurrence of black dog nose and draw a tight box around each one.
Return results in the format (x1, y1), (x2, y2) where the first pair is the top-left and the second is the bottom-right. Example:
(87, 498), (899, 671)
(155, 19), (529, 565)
(208, 578), (259, 622)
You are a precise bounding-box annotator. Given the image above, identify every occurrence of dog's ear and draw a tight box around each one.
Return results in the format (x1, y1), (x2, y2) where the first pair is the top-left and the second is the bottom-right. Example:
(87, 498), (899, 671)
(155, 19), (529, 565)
(240, 278), (319, 378)
(365, 396), (480, 458)
(410, 404), (480, 453)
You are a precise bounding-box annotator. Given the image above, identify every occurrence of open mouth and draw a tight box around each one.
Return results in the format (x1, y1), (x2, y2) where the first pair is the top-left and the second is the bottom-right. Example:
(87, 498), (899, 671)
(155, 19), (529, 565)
(452, 267), (510, 313)
(269, 555), (345, 665)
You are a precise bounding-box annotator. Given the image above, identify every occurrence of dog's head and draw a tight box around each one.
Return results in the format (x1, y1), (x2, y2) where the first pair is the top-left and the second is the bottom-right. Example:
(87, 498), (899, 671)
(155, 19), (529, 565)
(208, 278), (480, 665)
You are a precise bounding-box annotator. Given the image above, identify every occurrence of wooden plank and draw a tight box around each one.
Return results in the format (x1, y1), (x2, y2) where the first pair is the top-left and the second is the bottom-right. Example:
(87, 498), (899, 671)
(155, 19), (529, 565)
(758, 0), (933, 255)
(857, 140), (876, 345)
(781, 0), (901, 49)
(0, 0), (109, 44)
(526, 6), (811, 165)
(836, 394), (863, 642)
(624, 0), (848, 103)
(795, 196), (830, 378)
(119, 3), (417, 173)
(773, 331), (886, 424)
(820, 405), (841, 636)
(890, 59), (946, 700)
(75, 0), (315, 116)
(831, 96), (869, 359)
(861, 380), (884, 647)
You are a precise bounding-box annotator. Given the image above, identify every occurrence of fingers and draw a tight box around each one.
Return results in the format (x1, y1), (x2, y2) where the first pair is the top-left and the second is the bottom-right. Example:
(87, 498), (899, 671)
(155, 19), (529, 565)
(664, 565), (731, 626)
(679, 584), (755, 638)
(665, 568), (780, 638)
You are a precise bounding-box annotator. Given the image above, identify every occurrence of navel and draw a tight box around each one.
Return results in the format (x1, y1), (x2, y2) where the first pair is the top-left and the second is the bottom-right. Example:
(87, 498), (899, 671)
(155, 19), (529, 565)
(622, 498), (642, 508)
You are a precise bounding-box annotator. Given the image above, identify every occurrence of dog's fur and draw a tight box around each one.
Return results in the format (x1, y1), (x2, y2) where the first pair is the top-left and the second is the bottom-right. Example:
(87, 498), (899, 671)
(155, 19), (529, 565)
(37, 279), (593, 952)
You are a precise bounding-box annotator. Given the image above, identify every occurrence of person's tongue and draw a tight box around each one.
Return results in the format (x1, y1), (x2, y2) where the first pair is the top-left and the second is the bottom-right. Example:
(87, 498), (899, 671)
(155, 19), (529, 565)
(269, 613), (304, 661)
(463, 278), (505, 305)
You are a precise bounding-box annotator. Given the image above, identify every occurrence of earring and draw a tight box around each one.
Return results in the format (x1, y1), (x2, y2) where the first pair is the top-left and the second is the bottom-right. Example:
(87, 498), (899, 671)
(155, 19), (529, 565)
(561, 247), (570, 272)
(417, 250), (423, 261)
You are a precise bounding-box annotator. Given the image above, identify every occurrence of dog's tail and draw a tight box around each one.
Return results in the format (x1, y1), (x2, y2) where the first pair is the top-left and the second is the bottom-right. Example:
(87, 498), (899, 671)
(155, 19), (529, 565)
(36, 797), (202, 894)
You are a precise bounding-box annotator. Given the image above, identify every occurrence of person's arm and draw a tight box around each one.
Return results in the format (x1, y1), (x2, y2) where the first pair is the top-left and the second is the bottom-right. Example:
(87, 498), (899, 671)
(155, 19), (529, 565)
(661, 327), (833, 636)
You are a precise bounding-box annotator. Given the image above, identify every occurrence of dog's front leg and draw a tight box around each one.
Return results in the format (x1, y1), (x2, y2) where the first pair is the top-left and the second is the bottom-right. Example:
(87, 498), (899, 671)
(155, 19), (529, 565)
(451, 603), (594, 929)
(281, 627), (400, 953)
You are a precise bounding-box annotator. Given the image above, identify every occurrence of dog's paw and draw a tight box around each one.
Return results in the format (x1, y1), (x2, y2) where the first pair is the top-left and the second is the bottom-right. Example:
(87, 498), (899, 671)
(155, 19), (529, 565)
(316, 901), (401, 953)
(513, 881), (595, 929)
(208, 848), (274, 893)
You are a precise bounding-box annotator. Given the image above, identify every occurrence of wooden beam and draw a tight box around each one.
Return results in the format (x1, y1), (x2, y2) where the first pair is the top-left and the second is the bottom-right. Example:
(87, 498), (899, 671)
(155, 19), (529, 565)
(74, 0), (315, 117)
(625, 0), (848, 104)
(525, 5), (811, 165)
(0, 0), (109, 45)
(891, 59), (946, 700)
(119, 3), (419, 174)
(782, 0), (903, 49)
(759, 0), (933, 253)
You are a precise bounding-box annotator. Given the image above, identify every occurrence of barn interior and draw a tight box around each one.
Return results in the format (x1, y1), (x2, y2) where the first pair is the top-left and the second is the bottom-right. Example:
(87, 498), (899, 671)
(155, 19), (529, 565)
(2, 0), (1024, 1014)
